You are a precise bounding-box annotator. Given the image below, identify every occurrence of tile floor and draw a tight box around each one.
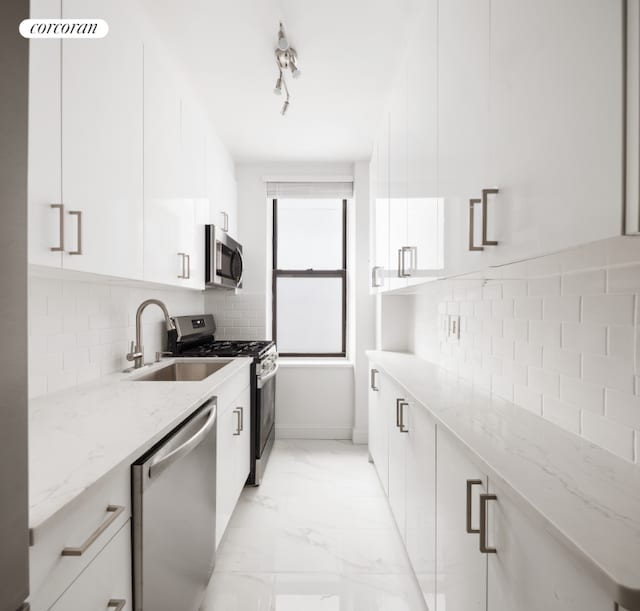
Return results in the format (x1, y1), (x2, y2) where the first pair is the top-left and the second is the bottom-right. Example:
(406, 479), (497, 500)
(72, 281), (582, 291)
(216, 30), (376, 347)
(200, 439), (428, 611)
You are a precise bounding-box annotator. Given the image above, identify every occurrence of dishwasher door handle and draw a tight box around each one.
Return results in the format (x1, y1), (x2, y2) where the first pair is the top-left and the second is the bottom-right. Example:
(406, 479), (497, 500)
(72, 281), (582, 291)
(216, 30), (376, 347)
(148, 403), (217, 479)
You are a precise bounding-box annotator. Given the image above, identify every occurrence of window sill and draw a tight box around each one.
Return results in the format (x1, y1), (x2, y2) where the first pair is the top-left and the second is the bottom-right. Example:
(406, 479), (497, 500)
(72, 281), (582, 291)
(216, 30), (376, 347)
(277, 358), (354, 368)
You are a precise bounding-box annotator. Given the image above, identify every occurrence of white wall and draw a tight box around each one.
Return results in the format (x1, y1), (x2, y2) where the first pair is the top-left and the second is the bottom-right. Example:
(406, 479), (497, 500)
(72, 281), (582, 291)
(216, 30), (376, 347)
(391, 236), (640, 464)
(29, 270), (204, 398)
(205, 161), (375, 441)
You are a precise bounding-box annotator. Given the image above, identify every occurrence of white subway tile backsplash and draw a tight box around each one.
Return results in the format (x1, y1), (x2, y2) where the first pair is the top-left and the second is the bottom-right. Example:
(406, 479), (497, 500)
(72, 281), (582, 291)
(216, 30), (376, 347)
(605, 388), (640, 429)
(582, 295), (635, 326)
(513, 384), (542, 415)
(409, 237), (640, 463)
(559, 376), (604, 414)
(582, 410), (635, 462)
(582, 353), (635, 394)
(607, 264), (640, 294)
(561, 323), (607, 355)
(542, 347), (580, 378)
(607, 325), (635, 360)
(542, 396), (581, 435)
(514, 297), (543, 321)
(561, 270), (606, 295)
(543, 296), (581, 322)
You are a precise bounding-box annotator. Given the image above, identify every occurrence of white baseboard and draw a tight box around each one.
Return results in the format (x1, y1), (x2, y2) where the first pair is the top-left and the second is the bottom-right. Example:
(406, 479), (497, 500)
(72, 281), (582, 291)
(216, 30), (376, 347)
(351, 427), (368, 444)
(275, 426), (353, 440)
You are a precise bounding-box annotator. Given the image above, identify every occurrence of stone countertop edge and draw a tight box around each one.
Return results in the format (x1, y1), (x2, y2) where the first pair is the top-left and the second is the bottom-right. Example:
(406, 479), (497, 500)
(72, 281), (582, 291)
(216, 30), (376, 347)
(367, 350), (640, 610)
(28, 357), (252, 537)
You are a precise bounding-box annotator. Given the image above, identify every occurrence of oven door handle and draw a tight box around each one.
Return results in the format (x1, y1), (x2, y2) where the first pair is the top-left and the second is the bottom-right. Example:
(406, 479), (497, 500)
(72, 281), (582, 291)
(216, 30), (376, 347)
(257, 362), (279, 389)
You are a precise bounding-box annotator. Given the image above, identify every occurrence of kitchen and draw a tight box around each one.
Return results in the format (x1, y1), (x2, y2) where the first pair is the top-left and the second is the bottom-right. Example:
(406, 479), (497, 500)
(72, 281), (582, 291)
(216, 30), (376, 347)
(1, 0), (640, 610)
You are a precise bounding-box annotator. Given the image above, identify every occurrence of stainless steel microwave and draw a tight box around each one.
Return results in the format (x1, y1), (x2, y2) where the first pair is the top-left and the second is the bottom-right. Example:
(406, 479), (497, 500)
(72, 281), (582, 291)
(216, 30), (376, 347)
(205, 225), (244, 289)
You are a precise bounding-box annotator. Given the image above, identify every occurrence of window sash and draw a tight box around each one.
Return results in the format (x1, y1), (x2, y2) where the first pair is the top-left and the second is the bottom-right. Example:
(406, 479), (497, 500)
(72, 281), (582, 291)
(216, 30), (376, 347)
(272, 198), (347, 357)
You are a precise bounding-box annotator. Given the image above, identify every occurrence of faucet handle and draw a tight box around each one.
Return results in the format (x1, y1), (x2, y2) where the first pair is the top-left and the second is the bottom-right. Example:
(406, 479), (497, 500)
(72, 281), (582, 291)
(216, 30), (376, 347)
(126, 341), (143, 363)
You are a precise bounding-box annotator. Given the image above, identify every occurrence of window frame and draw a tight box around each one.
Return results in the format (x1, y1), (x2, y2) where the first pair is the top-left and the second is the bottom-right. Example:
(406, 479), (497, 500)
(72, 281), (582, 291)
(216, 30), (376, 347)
(271, 197), (348, 358)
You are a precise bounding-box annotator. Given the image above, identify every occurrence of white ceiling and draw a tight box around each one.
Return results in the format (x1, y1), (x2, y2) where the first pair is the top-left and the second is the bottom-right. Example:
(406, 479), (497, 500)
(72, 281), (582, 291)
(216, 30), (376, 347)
(141, 0), (422, 163)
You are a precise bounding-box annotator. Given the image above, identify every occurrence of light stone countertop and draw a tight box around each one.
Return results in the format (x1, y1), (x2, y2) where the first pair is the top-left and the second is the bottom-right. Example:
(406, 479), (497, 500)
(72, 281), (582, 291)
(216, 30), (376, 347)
(367, 350), (640, 609)
(29, 357), (252, 535)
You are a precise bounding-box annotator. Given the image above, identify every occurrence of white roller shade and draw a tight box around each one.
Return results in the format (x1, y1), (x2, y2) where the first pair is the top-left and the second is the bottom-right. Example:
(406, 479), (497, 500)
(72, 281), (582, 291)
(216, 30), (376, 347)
(266, 181), (353, 199)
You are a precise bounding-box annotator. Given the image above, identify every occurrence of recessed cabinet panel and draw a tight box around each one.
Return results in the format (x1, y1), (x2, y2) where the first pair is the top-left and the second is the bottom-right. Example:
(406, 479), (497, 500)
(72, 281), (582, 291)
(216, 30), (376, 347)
(28, 0), (63, 268)
(486, 478), (613, 611)
(405, 402), (437, 609)
(437, 427), (487, 611)
(61, 0), (144, 279)
(489, 0), (624, 263)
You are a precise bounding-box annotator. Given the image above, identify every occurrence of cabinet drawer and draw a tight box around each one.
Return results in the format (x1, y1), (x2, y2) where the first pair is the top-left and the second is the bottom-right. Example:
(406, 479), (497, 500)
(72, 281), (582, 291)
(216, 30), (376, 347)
(49, 520), (132, 611)
(217, 366), (251, 417)
(29, 465), (131, 611)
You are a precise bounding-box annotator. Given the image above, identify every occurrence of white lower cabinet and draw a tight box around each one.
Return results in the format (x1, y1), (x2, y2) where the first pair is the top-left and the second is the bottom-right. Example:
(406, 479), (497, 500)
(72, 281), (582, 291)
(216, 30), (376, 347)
(367, 361), (621, 611)
(486, 478), (613, 611)
(436, 428), (488, 611)
(49, 522), (132, 611)
(405, 400), (437, 609)
(216, 384), (251, 548)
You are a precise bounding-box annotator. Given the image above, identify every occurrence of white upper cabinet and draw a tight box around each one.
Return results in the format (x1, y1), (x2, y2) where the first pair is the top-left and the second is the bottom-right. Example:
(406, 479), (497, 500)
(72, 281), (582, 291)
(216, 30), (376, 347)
(206, 127), (238, 239)
(488, 0), (624, 262)
(372, 115), (391, 292)
(28, 0), (63, 268)
(61, 0), (144, 279)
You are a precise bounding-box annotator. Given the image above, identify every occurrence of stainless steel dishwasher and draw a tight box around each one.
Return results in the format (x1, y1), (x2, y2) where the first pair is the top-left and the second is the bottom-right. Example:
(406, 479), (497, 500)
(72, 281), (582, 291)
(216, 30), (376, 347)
(132, 397), (217, 611)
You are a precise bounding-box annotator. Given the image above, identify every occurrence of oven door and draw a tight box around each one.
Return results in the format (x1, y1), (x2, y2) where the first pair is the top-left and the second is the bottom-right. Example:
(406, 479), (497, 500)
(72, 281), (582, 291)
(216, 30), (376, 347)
(257, 370), (276, 458)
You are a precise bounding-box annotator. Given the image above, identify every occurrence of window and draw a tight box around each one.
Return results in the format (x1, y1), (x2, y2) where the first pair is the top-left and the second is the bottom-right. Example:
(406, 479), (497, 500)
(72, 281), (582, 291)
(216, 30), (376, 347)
(272, 198), (347, 357)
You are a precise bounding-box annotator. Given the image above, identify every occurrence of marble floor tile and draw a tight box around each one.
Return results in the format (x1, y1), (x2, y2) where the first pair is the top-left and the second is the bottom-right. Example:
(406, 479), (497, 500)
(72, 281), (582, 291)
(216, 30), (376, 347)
(203, 440), (427, 611)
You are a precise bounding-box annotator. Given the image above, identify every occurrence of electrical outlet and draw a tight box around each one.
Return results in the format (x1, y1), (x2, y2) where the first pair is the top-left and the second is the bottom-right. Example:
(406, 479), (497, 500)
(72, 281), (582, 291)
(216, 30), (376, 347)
(448, 315), (461, 340)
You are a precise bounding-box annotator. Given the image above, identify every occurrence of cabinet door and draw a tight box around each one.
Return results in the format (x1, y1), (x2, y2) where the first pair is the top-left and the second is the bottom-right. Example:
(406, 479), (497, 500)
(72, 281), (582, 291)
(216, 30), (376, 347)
(405, 401), (437, 609)
(386, 379), (408, 537)
(486, 477), (615, 611)
(438, 0), (491, 277)
(61, 0), (143, 279)
(374, 116), (391, 292)
(406, 0), (443, 286)
(368, 366), (389, 493)
(437, 428), (487, 611)
(233, 386), (251, 501)
(142, 38), (186, 287)
(28, 0), (63, 268)
(489, 0), (624, 263)
(388, 65), (409, 291)
(49, 522), (132, 611)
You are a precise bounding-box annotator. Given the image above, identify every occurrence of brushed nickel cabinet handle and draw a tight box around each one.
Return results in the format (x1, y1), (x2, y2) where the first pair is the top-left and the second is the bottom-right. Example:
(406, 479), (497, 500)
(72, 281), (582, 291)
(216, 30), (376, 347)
(395, 398), (405, 428)
(177, 253), (186, 279)
(466, 479), (483, 533)
(397, 248), (404, 277)
(61, 505), (125, 556)
(371, 266), (383, 288)
(468, 199), (484, 251)
(68, 210), (82, 255)
(107, 601), (126, 611)
(370, 368), (379, 391)
(399, 401), (409, 433)
(50, 203), (65, 251)
(402, 246), (417, 276)
(479, 493), (498, 554)
(221, 211), (229, 232)
(481, 188), (499, 246)
(233, 408), (241, 435)
(238, 406), (244, 431)
(185, 253), (191, 279)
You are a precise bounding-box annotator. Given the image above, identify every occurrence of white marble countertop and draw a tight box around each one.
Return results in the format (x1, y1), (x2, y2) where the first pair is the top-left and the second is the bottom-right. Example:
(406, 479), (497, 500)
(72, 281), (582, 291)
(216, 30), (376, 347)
(29, 357), (251, 535)
(367, 350), (640, 609)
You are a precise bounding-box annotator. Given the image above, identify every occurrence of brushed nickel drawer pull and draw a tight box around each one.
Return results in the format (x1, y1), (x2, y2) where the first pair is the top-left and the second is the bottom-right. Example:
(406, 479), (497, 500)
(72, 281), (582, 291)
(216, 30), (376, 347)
(61, 505), (125, 556)
(479, 493), (498, 554)
(185, 253), (191, 279)
(50, 203), (65, 251)
(107, 600), (126, 610)
(468, 199), (484, 251)
(177, 253), (186, 279)
(395, 398), (405, 428)
(68, 210), (83, 255)
(466, 479), (483, 534)
(370, 368), (379, 391)
(371, 266), (383, 288)
(233, 408), (241, 435)
(238, 406), (244, 431)
(481, 188), (499, 246)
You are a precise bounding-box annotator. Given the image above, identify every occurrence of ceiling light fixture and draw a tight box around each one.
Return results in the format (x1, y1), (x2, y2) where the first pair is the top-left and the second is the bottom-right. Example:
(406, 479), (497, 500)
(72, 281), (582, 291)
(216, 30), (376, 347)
(272, 22), (300, 115)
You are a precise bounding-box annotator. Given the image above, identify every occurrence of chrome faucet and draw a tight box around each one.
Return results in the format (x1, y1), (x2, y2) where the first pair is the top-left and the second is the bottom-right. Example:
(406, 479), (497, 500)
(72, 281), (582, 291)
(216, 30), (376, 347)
(126, 299), (176, 369)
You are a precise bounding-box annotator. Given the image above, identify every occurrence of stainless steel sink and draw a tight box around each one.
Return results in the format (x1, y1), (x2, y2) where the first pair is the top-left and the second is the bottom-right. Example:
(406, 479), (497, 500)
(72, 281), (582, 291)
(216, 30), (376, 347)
(132, 361), (231, 382)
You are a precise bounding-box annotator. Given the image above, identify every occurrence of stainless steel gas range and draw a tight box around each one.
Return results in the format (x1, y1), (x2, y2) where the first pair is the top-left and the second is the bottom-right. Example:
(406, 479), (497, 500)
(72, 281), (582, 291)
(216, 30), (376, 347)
(169, 314), (277, 485)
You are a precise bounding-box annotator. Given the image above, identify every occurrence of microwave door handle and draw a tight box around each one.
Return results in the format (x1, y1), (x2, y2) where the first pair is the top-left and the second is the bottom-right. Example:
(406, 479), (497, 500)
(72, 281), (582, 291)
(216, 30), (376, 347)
(236, 249), (244, 286)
